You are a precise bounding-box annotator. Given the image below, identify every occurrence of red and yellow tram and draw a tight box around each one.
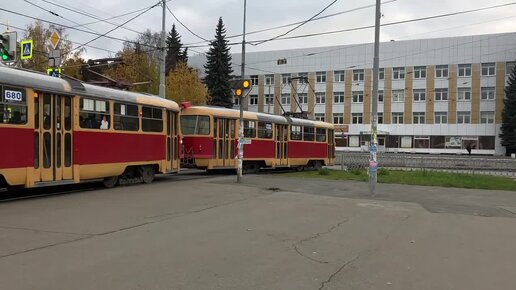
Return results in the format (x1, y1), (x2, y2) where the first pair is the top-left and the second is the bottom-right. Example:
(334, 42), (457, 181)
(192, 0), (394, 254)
(180, 105), (336, 172)
(0, 66), (180, 189)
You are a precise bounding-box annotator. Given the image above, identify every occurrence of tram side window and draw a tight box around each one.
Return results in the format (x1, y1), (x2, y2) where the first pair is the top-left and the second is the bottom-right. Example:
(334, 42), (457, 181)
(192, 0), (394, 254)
(79, 98), (110, 129)
(291, 125), (302, 140)
(0, 86), (27, 124)
(244, 120), (256, 138)
(257, 122), (273, 139)
(316, 128), (327, 142)
(180, 115), (210, 135)
(142, 106), (163, 132)
(303, 127), (315, 141)
(114, 103), (139, 131)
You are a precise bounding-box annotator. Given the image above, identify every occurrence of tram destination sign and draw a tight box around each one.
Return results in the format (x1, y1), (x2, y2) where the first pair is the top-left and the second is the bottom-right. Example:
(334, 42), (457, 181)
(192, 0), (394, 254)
(1, 86), (26, 103)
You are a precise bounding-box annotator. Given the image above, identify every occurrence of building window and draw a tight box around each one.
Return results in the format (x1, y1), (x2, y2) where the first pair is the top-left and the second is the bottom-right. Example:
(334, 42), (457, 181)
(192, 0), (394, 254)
(334, 91), (344, 103)
(435, 88), (448, 101)
(315, 92), (325, 104)
(413, 89), (426, 102)
(480, 111), (495, 124)
(353, 69), (364, 81)
(315, 113), (325, 122)
(298, 72), (308, 84)
(291, 125), (302, 140)
(250, 75), (258, 86)
(458, 64), (472, 77)
(379, 68), (384, 80)
(457, 111), (471, 124)
(434, 112), (448, 124)
(377, 113), (383, 124)
(316, 71), (326, 83)
(334, 70), (345, 82)
(298, 93), (307, 104)
(481, 63), (496, 76)
(378, 90), (384, 102)
(392, 112), (404, 124)
(352, 91), (364, 103)
(265, 74), (274, 85)
(265, 94), (274, 104)
(481, 87), (495, 100)
(392, 89), (405, 102)
(435, 65), (448, 78)
(413, 112), (425, 124)
(234, 97), (240, 105)
(333, 113), (344, 124)
(507, 62), (516, 75)
(281, 93), (290, 105)
(393, 67), (405, 80)
(352, 113), (363, 124)
(414, 66), (426, 79)
(457, 88), (471, 101)
(249, 94), (258, 105)
(282, 74), (291, 84)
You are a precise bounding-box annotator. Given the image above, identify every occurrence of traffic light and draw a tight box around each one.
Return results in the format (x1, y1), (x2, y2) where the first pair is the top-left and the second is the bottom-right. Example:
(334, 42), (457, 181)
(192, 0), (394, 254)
(231, 79), (251, 97)
(0, 32), (17, 62)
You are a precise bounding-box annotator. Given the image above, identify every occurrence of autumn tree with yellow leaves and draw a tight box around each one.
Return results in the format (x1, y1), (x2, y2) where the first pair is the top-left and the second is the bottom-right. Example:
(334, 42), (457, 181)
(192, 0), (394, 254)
(165, 62), (207, 105)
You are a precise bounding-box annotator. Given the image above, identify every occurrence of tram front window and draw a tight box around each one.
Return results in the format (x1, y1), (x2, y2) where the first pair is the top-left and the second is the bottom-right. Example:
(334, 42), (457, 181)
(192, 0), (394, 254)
(0, 104), (27, 124)
(180, 115), (210, 135)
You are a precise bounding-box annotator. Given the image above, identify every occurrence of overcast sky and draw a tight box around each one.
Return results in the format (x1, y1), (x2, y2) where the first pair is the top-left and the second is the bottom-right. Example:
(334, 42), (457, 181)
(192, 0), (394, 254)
(2, 0), (516, 60)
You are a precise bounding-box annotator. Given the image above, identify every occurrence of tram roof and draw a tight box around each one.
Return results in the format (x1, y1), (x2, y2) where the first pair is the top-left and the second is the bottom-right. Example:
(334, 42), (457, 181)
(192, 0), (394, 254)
(183, 106), (334, 128)
(0, 66), (179, 111)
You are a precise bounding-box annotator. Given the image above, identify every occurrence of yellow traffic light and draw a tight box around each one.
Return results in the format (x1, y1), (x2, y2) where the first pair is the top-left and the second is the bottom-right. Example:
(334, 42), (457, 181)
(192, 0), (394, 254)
(235, 88), (243, 97)
(242, 79), (250, 89)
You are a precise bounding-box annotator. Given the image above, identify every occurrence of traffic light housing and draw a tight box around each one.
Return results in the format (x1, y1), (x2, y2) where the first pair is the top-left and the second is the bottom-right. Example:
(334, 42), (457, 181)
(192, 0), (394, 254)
(231, 79), (251, 97)
(0, 32), (17, 62)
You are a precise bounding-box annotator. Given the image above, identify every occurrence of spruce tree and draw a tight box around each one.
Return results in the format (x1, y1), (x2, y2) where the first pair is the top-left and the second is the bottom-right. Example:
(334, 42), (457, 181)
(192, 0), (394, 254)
(165, 24), (186, 75)
(204, 17), (234, 108)
(500, 62), (516, 156)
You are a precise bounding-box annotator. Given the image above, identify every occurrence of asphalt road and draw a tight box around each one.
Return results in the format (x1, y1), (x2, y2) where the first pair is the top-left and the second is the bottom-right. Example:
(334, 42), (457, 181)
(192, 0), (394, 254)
(0, 172), (515, 290)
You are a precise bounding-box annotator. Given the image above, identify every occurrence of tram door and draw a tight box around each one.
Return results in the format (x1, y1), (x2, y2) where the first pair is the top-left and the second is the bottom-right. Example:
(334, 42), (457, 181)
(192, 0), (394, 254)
(166, 110), (179, 171)
(34, 93), (73, 183)
(214, 118), (236, 168)
(275, 124), (288, 166)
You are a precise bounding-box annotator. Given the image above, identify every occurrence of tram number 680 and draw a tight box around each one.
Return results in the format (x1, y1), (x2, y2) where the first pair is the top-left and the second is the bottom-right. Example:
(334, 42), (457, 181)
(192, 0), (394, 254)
(5, 90), (23, 102)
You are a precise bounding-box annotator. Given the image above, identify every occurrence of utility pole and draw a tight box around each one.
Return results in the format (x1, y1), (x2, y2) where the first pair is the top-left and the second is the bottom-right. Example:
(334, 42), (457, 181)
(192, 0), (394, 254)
(159, 0), (166, 98)
(369, 0), (381, 194)
(237, 0), (247, 183)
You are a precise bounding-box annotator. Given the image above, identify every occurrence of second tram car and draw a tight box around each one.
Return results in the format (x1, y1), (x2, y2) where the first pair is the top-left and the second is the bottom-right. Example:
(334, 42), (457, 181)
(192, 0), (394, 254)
(180, 105), (336, 172)
(0, 66), (180, 189)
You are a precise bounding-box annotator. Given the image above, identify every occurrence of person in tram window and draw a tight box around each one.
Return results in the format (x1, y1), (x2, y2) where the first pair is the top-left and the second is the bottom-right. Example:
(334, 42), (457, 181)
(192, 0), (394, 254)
(100, 115), (109, 130)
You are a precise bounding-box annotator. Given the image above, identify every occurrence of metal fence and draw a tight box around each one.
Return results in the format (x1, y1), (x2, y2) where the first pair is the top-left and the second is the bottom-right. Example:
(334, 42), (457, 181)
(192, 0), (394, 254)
(334, 152), (516, 177)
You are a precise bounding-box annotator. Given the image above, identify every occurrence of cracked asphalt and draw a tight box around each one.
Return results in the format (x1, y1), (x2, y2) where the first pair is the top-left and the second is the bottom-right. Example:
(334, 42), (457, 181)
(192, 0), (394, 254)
(1, 173), (516, 290)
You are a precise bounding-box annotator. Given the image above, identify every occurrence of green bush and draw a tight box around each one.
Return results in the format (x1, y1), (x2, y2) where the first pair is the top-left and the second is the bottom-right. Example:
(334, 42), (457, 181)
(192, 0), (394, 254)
(351, 168), (364, 175)
(318, 168), (331, 175)
(378, 168), (389, 176)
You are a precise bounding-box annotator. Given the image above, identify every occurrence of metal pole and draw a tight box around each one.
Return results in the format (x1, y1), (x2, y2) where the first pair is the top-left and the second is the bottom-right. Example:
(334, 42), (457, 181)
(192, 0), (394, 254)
(159, 0), (166, 98)
(369, 0), (381, 194)
(237, 0), (247, 183)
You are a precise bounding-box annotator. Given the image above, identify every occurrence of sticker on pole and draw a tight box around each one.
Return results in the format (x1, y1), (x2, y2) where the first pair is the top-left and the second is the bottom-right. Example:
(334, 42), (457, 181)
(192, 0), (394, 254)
(239, 138), (252, 145)
(369, 161), (378, 173)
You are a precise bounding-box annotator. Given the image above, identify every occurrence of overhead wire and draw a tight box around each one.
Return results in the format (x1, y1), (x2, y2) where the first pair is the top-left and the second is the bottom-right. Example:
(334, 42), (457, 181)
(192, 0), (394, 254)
(165, 3), (208, 42)
(0, 7), (157, 49)
(250, 0), (339, 46)
(38, 0), (147, 34)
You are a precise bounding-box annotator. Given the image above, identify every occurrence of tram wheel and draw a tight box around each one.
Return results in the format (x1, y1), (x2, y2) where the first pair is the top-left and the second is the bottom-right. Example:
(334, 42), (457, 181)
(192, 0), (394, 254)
(141, 166), (155, 184)
(103, 176), (119, 188)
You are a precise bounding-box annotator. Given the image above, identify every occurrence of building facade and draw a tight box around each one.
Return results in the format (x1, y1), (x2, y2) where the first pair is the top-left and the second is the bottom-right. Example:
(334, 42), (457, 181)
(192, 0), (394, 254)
(189, 33), (516, 155)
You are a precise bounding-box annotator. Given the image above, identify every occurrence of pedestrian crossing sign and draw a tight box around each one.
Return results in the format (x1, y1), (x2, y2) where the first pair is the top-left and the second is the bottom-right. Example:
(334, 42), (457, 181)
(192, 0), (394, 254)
(20, 40), (33, 60)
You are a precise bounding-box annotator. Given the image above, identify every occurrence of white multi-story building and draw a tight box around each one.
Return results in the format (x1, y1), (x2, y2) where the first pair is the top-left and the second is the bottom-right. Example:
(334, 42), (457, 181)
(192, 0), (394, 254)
(189, 32), (516, 155)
